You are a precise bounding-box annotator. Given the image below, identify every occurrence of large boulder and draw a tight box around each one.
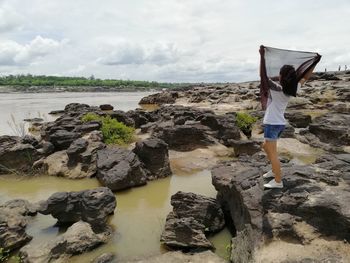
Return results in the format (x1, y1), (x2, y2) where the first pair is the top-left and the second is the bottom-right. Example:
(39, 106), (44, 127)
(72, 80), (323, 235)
(19, 221), (111, 263)
(48, 129), (81, 150)
(309, 113), (350, 146)
(161, 191), (225, 250)
(0, 199), (38, 251)
(139, 91), (178, 105)
(0, 136), (41, 174)
(285, 111), (312, 128)
(160, 212), (213, 250)
(133, 138), (172, 180)
(37, 187), (116, 228)
(211, 153), (350, 262)
(96, 147), (148, 191)
(35, 131), (105, 179)
(155, 124), (214, 151)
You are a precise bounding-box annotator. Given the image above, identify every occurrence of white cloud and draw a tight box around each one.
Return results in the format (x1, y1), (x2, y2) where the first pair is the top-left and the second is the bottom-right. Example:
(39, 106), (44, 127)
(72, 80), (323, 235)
(0, 0), (349, 81)
(0, 36), (67, 66)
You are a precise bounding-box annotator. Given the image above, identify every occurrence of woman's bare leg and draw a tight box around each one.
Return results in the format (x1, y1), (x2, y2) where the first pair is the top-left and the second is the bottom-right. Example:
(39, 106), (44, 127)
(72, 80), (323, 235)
(263, 140), (282, 183)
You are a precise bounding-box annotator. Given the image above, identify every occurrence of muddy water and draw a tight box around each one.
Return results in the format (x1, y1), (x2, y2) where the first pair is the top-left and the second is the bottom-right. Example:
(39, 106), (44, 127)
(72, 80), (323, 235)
(0, 92), (154, 136)
(0, 168), (231, 262)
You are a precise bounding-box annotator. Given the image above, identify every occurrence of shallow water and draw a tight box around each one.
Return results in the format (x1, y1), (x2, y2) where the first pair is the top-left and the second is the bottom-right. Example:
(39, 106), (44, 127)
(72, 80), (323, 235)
(0, 169), (231, 261)
(0, 92), (154, 136)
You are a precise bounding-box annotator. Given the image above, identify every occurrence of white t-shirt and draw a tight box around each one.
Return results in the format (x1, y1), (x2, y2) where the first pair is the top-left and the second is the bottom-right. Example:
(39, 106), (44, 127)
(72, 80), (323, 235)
(263, 79), (300, 125)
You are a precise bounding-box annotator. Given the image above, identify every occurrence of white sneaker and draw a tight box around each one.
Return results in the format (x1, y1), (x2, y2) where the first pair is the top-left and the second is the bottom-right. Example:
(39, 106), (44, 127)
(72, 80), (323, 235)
(263, 170), (274, 179)
(264, 179), (283, 189)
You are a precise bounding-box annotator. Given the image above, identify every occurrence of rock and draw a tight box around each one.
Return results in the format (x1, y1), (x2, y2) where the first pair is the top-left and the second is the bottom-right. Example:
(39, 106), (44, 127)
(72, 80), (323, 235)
(37, 187), (116, 228)
(36, 132), (105, 179)
(133, 138), (172, 180)
(139, 91), (178, 105)
(309, 113), (350, 146)
(96, 147), (147, 191)
(126, 109), (155, 128)
(170, 191), (225, 233)
(280, 123), (295, 138)
(122, 250), (227, 263)
(155, 124), (213, 151)
(160, 212), (213, 249)
(100, 104), (114, 111)
(49, 110), (65, 115)
(0, 199), (37, 251)
(227, 139), (262, 157)
(285, 112), (312, 128)
(74, 121), (101, 134)
(48, 129), (80, 150)
(64, 103), (91, 112)
(93, 253), (116, 263)
(0, 136), (41, 174)
(211, 153), (350, 261)
(109, 110), (135, 127)
(161, 191), (225, 250)
(19, 221), (111, 263)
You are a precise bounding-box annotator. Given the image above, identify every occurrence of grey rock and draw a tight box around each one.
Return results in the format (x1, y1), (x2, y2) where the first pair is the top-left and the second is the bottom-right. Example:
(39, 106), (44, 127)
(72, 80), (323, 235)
(133, 138), (172, 180)
(19, 221), (111, 263)
(38, 187), (116, 228)
(170, 191), (225, 233)
(227, 139), (261, 157)
(0, 136), (41, 174)
(100, 104), (114, 111)
(0, 199), (37, 251)
(160, 212), (213, 249)
(97, 147), (147, 191)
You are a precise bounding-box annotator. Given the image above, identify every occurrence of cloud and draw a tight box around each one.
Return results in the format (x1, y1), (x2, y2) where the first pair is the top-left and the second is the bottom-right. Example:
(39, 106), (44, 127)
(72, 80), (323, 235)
(96, 40), (180, 66)
(0, 36), (68, 66)
(0, 3), (23, 33)
(0, 0), (349, 81)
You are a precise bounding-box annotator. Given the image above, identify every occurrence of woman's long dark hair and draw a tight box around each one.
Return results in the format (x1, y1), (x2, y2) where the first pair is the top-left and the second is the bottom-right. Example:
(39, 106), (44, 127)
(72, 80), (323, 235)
(280, 65), (298, 97)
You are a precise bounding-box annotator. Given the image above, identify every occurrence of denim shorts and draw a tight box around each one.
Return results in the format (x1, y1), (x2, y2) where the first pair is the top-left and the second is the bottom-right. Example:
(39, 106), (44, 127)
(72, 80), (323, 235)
(264, 124), (285, 141)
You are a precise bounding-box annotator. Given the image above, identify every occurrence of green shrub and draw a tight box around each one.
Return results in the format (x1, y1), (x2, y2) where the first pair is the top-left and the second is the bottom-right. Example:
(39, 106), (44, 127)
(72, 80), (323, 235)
(81, 112), (101, 123)
(235, 112), (258, 138)
(81, 113), (135, 145)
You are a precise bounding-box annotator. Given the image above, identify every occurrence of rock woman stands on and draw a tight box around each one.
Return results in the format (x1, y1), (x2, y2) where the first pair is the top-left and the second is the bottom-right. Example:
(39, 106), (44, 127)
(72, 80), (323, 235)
(259, 45), (319, 189)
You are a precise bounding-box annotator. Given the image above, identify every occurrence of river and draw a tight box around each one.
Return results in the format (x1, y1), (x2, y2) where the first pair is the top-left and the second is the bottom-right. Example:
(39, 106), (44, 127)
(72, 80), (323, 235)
(0, 92), (232, 262)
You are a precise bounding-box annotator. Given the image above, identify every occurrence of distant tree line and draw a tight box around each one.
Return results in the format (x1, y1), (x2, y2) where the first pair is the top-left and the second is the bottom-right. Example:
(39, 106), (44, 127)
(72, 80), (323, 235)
(0, 74), (181, 89)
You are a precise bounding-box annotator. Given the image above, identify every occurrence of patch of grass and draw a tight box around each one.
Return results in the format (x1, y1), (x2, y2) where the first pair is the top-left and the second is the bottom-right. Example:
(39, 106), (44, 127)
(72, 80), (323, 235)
(235, 112), (258, 139)
(81, 113), (135, 145)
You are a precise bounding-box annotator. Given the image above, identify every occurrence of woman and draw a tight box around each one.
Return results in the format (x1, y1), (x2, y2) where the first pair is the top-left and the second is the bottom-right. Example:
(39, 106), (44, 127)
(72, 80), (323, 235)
(259, 45), (313, 189)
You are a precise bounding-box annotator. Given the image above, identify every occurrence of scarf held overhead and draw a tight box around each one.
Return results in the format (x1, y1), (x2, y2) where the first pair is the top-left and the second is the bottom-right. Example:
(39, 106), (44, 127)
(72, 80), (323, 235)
(259, 46), (321, 110)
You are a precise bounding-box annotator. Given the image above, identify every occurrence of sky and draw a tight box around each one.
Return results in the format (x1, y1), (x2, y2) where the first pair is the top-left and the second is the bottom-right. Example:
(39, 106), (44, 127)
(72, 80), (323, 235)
(0, 0), (349, 82)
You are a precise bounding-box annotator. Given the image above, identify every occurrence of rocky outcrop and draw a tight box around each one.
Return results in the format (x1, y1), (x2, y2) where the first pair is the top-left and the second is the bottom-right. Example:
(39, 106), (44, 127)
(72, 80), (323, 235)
(0, 199), (38, 251)
(93, 253), (116, 263)
(139, 91), (178, 105)
(34, 131), (105, 178)
(226, 139), (261, 157)
(211, 153), (350, 262)
(99, 104), (114, 111)
(0, 136), (41, 174)
(161, 191), (225, 250)
(133, 138), (172, 179)
(96, 147), (148, 191)
(309, 113), (350, 146)
(155, 124), (214, 151)
(19, 221), (111, 263)
(37, 187), (116, 229)
(285, 111), (312, 128)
